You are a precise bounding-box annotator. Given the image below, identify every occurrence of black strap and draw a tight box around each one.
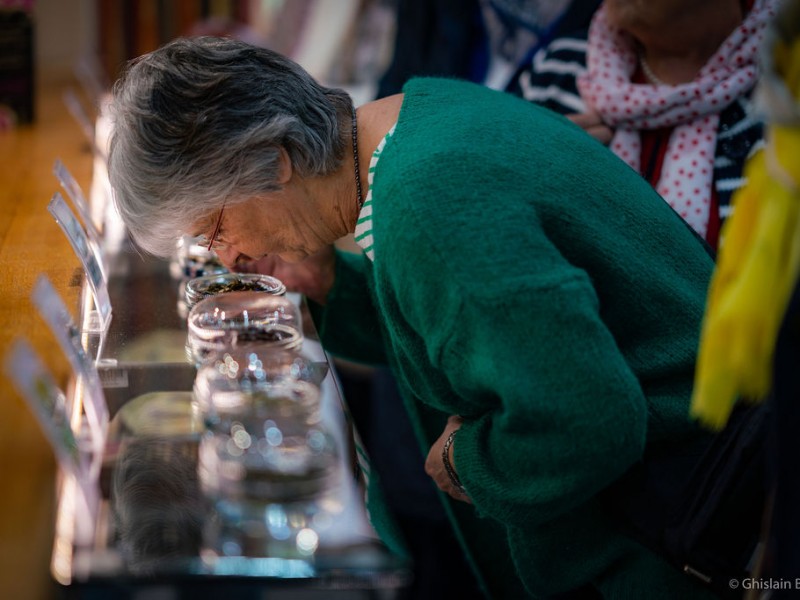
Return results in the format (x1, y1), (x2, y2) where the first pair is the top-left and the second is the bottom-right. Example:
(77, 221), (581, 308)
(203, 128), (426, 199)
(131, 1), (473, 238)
(600, 403), (769, 598)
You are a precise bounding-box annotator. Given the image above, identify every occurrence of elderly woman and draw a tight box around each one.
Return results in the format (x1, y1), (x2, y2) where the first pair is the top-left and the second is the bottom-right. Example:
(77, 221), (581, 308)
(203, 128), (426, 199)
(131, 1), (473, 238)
(509, 0), (778, 252)
(109, 37), (717, 598)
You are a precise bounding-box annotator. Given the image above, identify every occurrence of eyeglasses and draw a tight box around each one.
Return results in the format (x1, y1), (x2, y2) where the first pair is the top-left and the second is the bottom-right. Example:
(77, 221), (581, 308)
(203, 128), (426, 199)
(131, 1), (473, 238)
(201, 205), (226, 251)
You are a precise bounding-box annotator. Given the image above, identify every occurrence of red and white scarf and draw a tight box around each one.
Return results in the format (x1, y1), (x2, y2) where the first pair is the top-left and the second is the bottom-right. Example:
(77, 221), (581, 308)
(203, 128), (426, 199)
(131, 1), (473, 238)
(577, 0), (777, 238)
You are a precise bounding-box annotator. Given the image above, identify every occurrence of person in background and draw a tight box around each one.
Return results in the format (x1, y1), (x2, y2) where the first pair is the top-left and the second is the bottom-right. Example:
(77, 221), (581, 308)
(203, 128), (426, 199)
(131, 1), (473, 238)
(378, 0), (601, 97)
(108, 36), (721, 598)
(508, 0), (779, 252)
(375, 0), (486, 99)
(478, 0), (600, 88)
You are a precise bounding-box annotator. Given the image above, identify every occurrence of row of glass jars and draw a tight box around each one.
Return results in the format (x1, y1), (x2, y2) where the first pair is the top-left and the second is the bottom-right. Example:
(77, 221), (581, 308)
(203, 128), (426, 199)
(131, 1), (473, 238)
(177, 242), (340, 563)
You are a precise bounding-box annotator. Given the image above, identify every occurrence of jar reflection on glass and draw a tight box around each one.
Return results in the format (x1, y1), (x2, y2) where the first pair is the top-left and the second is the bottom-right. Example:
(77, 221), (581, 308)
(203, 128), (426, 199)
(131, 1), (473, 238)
(112, 436), (206, 573)
(194, 348), (339, 560)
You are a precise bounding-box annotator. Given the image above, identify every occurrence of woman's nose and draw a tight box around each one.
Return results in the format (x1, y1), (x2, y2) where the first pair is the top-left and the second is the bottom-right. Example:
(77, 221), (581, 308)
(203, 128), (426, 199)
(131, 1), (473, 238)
(214, 246), (239, 269)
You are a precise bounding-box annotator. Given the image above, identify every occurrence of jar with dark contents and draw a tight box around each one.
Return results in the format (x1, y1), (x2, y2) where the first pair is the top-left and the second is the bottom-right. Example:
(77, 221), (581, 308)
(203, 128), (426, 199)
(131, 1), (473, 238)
(185, 291), (302, 367)
(184, 273), (286, 309)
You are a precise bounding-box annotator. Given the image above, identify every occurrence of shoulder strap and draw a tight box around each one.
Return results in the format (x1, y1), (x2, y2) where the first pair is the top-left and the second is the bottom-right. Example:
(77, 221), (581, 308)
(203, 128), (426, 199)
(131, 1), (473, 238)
(599, 403), (769, 598)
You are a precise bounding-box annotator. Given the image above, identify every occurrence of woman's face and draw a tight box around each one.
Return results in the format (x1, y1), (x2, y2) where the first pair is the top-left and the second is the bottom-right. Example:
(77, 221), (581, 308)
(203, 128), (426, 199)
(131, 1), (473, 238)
(191, 186), (330, 269)
(189, 148), (332, 268)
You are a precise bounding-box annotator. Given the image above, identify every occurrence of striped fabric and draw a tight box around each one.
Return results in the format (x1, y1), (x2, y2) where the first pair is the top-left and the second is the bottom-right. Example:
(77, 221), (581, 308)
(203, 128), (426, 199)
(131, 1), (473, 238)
(509, 31), (589, 114)
(354, 123), (396, 261)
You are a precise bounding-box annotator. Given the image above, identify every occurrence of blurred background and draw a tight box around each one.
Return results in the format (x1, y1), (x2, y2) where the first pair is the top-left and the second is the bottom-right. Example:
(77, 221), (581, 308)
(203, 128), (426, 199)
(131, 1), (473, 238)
(1, 3), (398, 599)
(0, 2), (585, 598)
(11, 0), (399, 117)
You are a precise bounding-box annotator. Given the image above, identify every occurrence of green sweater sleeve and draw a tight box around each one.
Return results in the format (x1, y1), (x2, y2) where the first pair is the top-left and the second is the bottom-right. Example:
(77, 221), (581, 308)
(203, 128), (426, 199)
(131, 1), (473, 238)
(440, 267), (649, 531)
(308, 248), (388, 366)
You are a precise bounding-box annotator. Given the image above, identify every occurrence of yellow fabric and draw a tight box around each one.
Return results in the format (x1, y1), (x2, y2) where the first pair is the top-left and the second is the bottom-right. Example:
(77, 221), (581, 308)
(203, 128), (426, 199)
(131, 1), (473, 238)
(691, 37), (800, 429)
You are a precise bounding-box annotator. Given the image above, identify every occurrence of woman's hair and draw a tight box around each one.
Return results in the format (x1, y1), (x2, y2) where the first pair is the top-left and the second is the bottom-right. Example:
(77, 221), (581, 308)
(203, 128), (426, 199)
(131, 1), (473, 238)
(108, 36), (353, 257)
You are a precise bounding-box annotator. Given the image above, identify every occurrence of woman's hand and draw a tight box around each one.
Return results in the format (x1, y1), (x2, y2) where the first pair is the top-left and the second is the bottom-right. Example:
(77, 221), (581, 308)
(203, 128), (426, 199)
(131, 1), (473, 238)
(425, 415), (471, 503)
(567, 110), (614, 145)
(232, 246), (336, 305)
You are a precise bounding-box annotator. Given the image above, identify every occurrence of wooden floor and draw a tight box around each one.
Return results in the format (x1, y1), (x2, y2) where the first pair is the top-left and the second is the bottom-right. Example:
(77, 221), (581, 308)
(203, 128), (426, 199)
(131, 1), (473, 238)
(0, 74), (93, 600)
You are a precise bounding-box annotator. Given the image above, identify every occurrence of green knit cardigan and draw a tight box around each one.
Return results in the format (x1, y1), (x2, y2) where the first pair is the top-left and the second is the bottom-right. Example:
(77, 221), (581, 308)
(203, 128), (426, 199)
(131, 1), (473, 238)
(312, 77), (717, 599)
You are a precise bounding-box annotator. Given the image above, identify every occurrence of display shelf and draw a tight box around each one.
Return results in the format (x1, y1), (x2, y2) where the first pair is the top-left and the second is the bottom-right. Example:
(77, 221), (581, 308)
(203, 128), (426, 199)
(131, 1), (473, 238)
(52, 241), (411, 598)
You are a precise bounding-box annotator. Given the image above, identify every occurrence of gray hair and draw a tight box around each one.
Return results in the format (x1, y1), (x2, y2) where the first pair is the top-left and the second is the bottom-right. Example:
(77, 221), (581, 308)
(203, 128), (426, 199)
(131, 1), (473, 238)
(108, 36), (353, 257)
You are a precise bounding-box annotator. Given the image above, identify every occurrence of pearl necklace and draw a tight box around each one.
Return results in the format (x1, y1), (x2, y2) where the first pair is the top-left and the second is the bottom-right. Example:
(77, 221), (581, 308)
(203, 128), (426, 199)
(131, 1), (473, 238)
(639, 54), (670, 87)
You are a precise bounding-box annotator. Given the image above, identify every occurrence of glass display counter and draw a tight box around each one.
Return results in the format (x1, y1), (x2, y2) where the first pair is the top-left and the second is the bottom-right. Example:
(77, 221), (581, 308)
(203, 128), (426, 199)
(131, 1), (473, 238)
(52, 240), (411, 599)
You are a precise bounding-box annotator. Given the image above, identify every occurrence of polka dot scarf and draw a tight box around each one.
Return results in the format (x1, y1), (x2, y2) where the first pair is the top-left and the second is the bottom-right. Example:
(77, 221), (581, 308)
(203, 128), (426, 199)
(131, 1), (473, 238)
(577, 0), (777, 238)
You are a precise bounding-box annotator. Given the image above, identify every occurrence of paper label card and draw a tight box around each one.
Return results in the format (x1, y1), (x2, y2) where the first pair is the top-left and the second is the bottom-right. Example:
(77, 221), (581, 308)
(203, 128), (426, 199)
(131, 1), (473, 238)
(62, 87), (98, 154)
(4, 339), (100, 546)
(48, 192), (112, 331)
(32, 275), (109, 450)
(53, 158), (104, 257)
(75, 54), (108, 104)
(4, 339), (85, 476)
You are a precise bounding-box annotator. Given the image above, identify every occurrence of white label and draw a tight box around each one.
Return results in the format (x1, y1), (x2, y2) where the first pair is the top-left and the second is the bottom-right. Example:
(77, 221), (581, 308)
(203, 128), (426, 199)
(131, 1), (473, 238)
(4, 339), (86, 476)
(31, 275), (109, 452)
(48, 192), (112, 330)
(53, 159), (105, 272)
(62, 87), (97, 153)
(4, 341), (100, 547)
(97, 366), (129, 389)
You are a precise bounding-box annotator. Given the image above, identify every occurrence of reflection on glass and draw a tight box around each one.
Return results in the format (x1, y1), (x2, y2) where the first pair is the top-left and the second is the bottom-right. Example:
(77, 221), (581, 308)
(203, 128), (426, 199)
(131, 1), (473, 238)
(111, 436), (206, 574)
(194, 348), (339, 561)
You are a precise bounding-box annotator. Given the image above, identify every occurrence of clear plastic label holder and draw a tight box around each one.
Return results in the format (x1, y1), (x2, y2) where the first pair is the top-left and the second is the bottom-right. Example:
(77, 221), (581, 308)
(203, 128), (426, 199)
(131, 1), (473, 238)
(53, 159), (105, 272)
(32, 275), (109, 457)
(74, 54), (108, 106)
(4, 339), (99, 546)
(48, 192), (112, 332)
(62, 87), (106, 161)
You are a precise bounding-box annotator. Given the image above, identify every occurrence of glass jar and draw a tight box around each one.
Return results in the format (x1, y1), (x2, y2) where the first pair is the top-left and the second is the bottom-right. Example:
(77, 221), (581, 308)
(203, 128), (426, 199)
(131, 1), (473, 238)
(184, 272), (286, 310)
(186, 291), (302, 367)
(170, 235), (228, 280)
(194, 348), (339, 560)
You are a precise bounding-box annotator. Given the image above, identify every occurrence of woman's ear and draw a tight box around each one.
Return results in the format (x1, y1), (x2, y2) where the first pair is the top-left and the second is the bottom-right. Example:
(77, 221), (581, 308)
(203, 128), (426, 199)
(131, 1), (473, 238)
(276, 147), (293, 185)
